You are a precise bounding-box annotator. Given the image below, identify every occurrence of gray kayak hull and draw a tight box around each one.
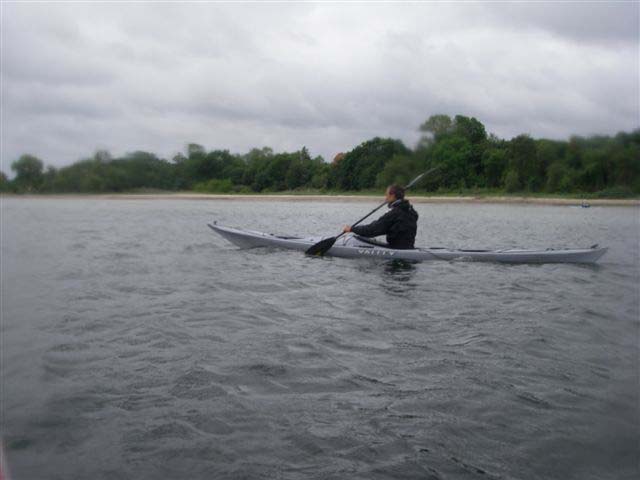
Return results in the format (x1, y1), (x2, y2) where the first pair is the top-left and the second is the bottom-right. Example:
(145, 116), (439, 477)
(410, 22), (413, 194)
(207, 223), (608, 264)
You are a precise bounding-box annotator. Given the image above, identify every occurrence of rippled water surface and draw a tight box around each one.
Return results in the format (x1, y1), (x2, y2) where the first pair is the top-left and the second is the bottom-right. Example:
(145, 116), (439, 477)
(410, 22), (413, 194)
(1, 198), (638, 479)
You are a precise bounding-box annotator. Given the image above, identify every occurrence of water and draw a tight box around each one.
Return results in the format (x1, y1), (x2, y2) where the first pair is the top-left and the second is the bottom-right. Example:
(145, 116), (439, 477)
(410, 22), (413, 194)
(1, 198), (638, 480)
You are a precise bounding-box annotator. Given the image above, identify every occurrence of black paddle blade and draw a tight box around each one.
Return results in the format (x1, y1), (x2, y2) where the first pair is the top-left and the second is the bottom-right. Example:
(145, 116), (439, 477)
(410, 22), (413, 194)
(305, 236), (337, 256)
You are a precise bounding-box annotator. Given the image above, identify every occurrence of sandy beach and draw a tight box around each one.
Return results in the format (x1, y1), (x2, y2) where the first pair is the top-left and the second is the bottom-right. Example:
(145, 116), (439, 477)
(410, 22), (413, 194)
(2, 192), (638, 206)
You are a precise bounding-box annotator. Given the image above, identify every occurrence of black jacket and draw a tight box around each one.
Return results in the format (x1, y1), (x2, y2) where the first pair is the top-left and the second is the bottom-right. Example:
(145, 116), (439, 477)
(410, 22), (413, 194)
(351, 199), (418, 249)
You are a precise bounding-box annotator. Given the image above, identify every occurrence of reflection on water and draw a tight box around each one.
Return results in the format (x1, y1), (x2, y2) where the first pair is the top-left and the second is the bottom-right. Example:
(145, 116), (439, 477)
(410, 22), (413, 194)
(385, 259), (417, 275)
(382, 260), (418, 297)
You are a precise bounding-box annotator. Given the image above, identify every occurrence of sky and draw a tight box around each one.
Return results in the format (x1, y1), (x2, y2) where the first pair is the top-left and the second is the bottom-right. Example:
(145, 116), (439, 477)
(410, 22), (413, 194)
(1, 1), (638, 171)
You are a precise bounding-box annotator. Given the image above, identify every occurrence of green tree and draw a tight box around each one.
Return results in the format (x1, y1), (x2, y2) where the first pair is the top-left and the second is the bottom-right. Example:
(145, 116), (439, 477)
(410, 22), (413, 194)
(285, 160), (308, 190)
(221, 155), (247, 185)
(94, 149), (112, 163)
(194, 178), (233, 193)
(535, 140), (563, 189)
(11, 154), (44, 192)
(331, 137), (410, 190)
(171, 153), (189, 190)
(376, 154), (421, 188)
(115, 151), (174, 190)
(454, 116), (488, 186)
(430, 135), (473, 189)
(242, 147), (274, 191)
(481, 149), (507, 188)
(310, 170), (329, 189)
(579, 149), (609, 191)
(506, 135), (539, 191)
(546, 162), (570, 192)
(613, 145), (640, 188)
(453, 115), (487, 145)
(255, 152), (295, 191)
(5, 119), (638, 196)
(183, 143), (208, 185)
(0, 171), (9, 192)
(41, 166), (58, 192)
(418, 114), (453, 148)
(504, 170), (520, 193)
(285, 148), (313, 190)
(566, 136), (583, 170)
(308, 155), (330, 189)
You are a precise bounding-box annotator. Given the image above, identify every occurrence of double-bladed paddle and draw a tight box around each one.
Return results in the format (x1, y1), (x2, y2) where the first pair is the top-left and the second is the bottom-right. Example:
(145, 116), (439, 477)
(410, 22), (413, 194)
(305, 168), (437, 256)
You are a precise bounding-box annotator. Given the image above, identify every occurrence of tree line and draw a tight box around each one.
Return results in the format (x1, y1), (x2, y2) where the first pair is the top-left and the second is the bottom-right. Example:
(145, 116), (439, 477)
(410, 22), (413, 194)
(2, 115), (638, 197)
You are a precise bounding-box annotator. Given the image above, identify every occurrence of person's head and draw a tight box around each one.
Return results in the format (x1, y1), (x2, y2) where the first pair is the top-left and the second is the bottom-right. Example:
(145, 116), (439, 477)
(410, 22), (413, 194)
(385, 184), (405, 204)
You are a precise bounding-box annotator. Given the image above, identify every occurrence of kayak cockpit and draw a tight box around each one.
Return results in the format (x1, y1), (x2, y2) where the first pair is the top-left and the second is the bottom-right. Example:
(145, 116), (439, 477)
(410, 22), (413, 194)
(274, 235), (303, 240)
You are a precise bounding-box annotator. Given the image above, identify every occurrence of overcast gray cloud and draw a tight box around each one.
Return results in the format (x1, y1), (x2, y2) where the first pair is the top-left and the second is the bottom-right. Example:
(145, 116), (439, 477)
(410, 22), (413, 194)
(1, 1), (638, 171)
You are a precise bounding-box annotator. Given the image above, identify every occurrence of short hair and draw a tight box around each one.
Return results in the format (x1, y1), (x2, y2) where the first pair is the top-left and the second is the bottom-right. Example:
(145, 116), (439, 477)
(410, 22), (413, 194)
(388, 184), (405, 199)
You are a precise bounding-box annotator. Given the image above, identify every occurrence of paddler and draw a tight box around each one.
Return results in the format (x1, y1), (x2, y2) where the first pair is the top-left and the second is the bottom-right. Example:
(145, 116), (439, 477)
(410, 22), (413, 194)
(342, 184), (419, 249)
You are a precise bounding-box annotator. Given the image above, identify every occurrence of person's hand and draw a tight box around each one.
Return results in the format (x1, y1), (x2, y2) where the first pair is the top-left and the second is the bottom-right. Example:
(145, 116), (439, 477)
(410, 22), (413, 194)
(342, 225), (352, 233)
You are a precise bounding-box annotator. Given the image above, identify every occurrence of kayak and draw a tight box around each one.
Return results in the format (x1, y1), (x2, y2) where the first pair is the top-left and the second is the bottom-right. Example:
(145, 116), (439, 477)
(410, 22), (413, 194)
(207, 222), (608, 264)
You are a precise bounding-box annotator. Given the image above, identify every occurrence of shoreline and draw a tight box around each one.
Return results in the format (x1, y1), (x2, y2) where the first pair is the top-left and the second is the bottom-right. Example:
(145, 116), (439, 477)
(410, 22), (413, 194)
(1, 193), (638, 206)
